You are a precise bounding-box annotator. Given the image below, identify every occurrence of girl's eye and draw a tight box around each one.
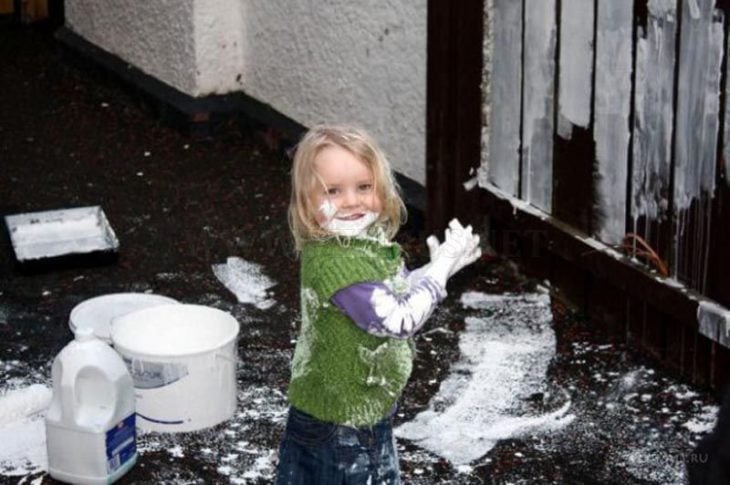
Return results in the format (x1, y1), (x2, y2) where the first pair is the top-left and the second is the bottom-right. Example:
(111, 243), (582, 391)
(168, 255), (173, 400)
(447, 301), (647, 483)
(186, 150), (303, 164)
(326, 187), (340, 196)
(358, 184), (373, 192)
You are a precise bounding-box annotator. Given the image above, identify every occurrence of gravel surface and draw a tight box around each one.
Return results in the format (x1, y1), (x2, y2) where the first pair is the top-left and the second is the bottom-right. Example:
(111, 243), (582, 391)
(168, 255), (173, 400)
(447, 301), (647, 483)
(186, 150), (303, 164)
(0, 24), (721, 484)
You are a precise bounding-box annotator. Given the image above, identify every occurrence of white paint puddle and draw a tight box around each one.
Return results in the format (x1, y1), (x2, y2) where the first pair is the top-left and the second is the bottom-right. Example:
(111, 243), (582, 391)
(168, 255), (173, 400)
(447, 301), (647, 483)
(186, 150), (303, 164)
(212, 257), (277, 310)
(396, 291), (574, 464)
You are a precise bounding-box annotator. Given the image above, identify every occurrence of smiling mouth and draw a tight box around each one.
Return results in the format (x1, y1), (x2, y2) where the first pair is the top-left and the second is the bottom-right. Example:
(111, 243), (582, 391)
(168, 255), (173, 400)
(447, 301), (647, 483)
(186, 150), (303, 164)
(336, 213), (364, 221)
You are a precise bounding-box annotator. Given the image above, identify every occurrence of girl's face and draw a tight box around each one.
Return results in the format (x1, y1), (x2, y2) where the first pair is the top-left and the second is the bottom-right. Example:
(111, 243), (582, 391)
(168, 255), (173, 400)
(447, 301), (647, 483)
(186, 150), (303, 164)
(311, 145), (383, 237)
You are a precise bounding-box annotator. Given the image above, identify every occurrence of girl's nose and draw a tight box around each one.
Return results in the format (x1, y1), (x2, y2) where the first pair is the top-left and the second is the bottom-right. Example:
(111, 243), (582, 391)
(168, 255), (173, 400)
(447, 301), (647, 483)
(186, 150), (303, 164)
(342, 189), (359, 207)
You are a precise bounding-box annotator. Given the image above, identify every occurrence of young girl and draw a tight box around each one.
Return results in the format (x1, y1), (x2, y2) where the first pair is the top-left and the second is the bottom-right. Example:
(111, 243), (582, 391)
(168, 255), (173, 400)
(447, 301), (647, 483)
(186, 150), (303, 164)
(276, 124), (481, 484)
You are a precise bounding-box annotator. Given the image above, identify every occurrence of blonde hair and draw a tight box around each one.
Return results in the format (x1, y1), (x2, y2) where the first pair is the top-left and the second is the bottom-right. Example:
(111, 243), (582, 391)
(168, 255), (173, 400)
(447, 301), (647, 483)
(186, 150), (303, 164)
(288, 124), (407, 251)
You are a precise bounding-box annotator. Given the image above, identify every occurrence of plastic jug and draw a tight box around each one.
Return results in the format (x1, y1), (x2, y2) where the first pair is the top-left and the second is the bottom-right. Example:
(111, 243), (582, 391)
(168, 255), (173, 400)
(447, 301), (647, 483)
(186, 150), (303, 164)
(45, 327), (137, 484)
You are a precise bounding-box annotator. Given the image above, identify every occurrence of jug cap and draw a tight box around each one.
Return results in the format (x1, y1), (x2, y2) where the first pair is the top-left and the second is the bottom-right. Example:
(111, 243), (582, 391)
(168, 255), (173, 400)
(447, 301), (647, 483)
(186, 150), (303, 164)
(74, 326), (94, 342)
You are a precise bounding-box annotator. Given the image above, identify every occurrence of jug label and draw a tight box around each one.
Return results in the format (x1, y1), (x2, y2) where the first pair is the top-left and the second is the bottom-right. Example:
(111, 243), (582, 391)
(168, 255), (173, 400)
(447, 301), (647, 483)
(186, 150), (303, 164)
(123, 357), (189, 389)
(106, 413), (136, 473)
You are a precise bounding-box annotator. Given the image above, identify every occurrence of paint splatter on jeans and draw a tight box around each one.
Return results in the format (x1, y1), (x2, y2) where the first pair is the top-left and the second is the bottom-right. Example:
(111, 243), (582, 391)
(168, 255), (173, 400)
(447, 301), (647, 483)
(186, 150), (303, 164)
(275, 407), (401, 484)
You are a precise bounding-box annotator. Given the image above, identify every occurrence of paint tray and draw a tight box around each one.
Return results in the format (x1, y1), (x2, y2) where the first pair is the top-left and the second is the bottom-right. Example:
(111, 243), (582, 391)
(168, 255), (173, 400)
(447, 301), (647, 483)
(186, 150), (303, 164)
(4, 206), (119, 269)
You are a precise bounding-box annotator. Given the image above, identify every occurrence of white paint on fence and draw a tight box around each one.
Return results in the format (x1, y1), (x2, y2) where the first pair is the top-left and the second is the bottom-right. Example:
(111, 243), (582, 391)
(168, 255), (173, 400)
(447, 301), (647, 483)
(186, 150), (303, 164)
(521, 0), (556, 213)
(557, 0), (594, 140)
(697, 300), (730, 348)
(674, 0), (723, 212)
(593, 0), (634, 245)
(486, 0), (522, 197)
(673, 0), (723, 287)
(725, 27), (730, 185)
(480, 0), (494, 191)
(631, 0), (677, 223)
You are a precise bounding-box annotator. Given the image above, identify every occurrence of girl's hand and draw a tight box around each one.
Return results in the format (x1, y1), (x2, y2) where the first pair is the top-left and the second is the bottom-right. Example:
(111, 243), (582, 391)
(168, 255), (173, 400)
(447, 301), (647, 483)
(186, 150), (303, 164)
(424, 218), (481, 286)
(427, 219), (481, 277)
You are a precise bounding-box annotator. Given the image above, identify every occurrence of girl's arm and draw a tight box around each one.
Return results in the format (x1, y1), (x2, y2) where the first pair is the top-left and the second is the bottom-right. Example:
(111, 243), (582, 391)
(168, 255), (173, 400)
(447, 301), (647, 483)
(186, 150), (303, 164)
(331, 265), (446, 339)
(333, 219), (480, 339)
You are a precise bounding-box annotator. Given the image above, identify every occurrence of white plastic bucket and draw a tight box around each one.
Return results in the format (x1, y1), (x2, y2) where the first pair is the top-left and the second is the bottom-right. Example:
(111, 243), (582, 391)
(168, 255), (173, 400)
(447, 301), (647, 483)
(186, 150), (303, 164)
(110, 304), (239, 433)
(69, 293), (179, 343)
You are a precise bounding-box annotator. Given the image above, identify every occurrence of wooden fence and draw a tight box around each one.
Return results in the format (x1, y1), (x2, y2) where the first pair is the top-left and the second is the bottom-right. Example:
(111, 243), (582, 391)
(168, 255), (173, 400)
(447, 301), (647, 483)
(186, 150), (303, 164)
(427, 0), (730, 392)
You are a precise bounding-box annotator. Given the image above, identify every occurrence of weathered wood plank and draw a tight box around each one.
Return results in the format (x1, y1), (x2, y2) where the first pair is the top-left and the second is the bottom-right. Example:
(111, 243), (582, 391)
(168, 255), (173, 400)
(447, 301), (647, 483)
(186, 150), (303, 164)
(521, 0), (556, 212)
(673, 0), (723, 289)
(631, 0), (676, 227)
(486, 0), (522, 196)
(628, 0), (677, 277)
(557, 0), (595, 140)
(593, 0), (634, 245)
(705, 11), (730, 310)
(724, 21), (730, 184)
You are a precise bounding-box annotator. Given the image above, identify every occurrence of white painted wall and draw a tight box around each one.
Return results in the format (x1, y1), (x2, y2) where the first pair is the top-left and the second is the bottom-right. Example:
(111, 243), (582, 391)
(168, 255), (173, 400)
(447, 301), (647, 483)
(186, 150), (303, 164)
(64, 0), (427, 184)
(238, 0), (427, 184)
(65, 0), (198, 95)
(193, 0), (246, 95)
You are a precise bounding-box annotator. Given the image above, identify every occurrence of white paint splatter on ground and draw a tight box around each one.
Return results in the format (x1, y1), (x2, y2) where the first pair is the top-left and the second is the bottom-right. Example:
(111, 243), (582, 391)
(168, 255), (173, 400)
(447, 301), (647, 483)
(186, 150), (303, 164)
(0, 381), (51, 477)
(396, 290), (574, 464)
(0, 285), (722, 483)
(683, 405), (719, 434)
(136, 385), (288, 483)
(212, 257), (277, 309)
(396, 292), (720, 484)
(541, 355), (718, 484)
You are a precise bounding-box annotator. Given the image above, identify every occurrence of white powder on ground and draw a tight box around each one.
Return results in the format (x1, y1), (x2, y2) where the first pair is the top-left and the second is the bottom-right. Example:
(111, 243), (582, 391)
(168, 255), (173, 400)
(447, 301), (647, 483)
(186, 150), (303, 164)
(683, 405), (719, 434)
(135, 383), (288, 483)
(212, 257), (277, 310)
(0, 385), (51, 427)
(0, 418), (47, 476)
(0, 384), (52, 476)
(395, 291), (573, 465)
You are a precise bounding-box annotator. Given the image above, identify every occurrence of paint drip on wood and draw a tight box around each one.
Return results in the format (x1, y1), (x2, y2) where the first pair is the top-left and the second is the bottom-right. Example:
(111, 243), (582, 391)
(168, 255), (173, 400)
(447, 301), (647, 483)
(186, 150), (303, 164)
(631, 0), (676, 224)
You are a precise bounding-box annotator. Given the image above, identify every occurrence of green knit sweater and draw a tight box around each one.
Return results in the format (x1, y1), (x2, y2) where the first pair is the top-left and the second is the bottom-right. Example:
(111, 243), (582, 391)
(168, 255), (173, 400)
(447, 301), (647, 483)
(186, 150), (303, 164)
(287, 235), (415, 427)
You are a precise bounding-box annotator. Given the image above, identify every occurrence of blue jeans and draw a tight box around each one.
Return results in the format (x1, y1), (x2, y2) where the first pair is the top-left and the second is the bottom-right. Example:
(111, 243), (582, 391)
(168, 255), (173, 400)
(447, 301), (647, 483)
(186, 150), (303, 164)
(275, 407), (401, 484)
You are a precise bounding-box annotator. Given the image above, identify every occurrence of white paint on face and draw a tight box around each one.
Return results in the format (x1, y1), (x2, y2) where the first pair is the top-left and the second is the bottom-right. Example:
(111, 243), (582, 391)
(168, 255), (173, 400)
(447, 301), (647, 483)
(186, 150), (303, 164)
(313, 145), (384, 237)
(319, 199), (338, 220)
(319, 204), (379, 237)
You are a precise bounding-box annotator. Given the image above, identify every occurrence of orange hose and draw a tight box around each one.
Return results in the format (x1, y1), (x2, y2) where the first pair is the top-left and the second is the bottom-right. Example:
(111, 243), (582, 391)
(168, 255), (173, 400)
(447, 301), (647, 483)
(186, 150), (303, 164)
(621, 233), (669, 277)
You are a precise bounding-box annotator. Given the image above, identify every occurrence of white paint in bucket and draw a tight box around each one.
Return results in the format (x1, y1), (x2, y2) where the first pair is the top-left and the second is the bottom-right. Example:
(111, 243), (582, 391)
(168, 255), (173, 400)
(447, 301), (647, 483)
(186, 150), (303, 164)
(110, 304), (239, 433)
(69, 293), (179, 343)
